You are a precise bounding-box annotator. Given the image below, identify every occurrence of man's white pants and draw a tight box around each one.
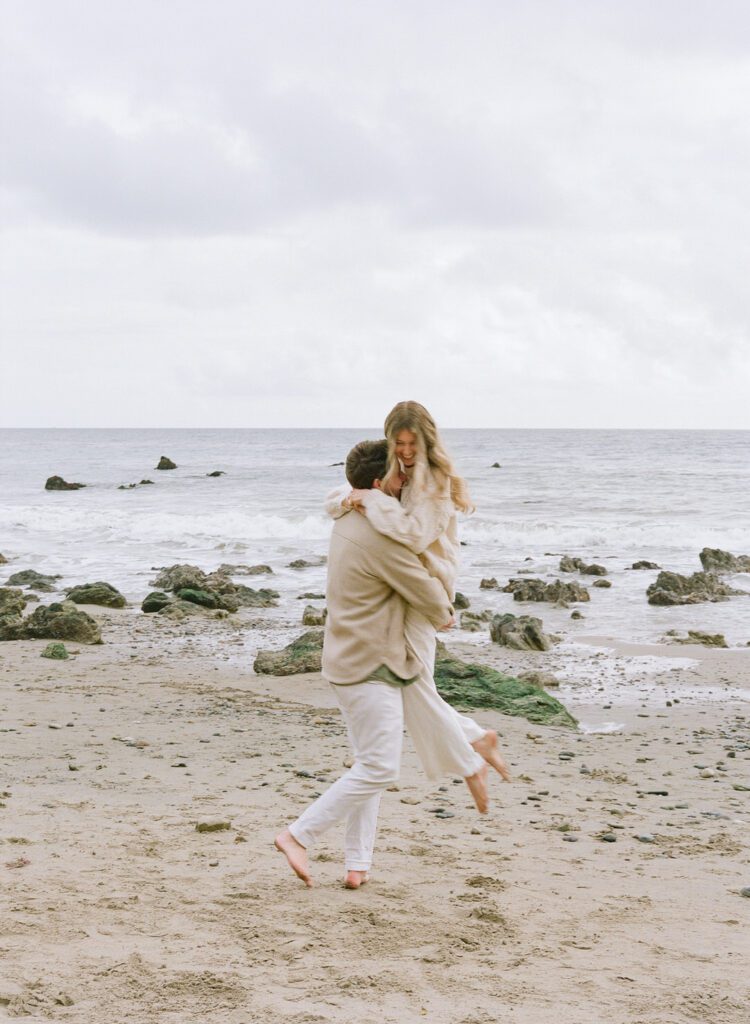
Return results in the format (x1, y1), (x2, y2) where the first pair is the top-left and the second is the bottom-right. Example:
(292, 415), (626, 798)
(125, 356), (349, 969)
(289, 680), (403, 873)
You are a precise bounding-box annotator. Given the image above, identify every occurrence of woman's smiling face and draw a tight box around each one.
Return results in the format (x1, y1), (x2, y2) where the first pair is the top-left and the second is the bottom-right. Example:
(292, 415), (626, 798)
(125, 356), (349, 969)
(395, 429), (417, 469)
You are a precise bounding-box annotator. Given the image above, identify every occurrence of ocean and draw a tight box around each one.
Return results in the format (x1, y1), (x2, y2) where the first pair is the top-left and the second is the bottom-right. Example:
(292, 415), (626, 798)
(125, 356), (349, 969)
(1, 428), (749, 647)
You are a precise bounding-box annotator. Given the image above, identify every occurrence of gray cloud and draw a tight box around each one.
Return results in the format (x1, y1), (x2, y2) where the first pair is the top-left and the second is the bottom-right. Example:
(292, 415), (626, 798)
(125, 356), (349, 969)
(1, 0), (749, 427)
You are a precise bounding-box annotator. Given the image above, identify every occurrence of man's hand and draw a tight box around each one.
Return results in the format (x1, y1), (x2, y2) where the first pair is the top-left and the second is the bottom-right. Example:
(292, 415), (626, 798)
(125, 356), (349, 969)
(438, 615), (456, 631)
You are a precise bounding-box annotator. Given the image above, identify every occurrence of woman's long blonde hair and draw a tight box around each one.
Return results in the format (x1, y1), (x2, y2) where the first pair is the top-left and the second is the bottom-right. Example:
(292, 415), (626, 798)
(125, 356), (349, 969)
(383, 401), (474, 513)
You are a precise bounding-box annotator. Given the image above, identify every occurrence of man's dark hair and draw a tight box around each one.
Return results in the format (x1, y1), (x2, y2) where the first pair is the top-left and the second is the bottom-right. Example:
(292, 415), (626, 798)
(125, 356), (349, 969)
(345, 439), (388, 489)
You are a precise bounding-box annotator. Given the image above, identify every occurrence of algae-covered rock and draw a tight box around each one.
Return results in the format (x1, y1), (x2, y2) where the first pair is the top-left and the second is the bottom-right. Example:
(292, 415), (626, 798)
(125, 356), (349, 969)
(141, 591), (172, 613)
(66, 582), (126, 608)
(302, 604), (327, 626)
(0, 601), (101, 644)
(453, 592), (470, 609)
(434, 646), (577, 728)
(489, 612), (553, 651)
(150, 563), (278, 610)
(254, 630), (324, 676)
(156, 456), (177, 470)
(646, 571), (742, 606)
(288, 557), (326, 569)
(699, 547), (750, 573)
(0, 587), (27, 619)
(176, 587), (220, 609)
(6, 570), (62, 592)
(41, 642), (69, 659)
(503, 578), (590, 603)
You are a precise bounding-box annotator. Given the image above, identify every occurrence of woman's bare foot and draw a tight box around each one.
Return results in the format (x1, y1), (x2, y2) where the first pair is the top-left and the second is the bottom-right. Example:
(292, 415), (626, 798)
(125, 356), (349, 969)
(465, 763), (489, 814)
(344, 870), (369, 890)
(472, 729), (512, 782)
(274, 829), (313, 887)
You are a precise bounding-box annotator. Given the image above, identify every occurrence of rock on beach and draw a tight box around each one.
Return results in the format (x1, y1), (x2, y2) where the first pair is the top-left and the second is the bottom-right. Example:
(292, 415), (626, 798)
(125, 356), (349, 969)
(66, 582), (127, 608)
(254, 630), (325, 676)
(502, 578), (590, 604)
(646, 571), (743, 606)
(0, 601), (102, 644)
(489, 612), (554, 651)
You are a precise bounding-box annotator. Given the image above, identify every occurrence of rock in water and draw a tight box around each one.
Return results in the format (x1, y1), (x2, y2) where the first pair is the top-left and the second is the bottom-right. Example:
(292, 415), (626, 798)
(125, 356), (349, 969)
(593, 579), (612, 588)
(175, 587), (220, 609)
(453, 592), (470, 609)
(288, 558), (326, 569)
(582, 563), (608, 576)
(150, 563), (278, 610)
(646, 571), (743, 606)
(674, 630), (729, 648)
(559, 556), (586, 573)
(479, 578), (498, 590)
(45, 475), (85, 490)
(631, 560), (660, 570)
(206, 470), (225, 477)
(434, 645), (577, 728)
(66, 582), (127, 608)
(302, 605), (327, 626)
(141, 591), (172, 613)
(156, 456), (177, 470)
(699, 547), (750, 573)
(254, 630), (324, 675)
(0, 601), (101, 643)
(489, 612), (553, 651)
(41, 642), (69, 659)
(5, 570), (62, 592)
(503, 578), (590, 603)
(0, 553), (7, 564)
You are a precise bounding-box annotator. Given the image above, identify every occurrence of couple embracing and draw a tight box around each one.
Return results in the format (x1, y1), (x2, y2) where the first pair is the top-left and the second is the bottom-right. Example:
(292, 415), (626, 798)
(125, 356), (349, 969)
(275, 401), (511, 889)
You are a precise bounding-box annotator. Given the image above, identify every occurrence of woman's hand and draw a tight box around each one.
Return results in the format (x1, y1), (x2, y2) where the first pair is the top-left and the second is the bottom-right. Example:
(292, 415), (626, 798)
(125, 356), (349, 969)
(344, 489), (370, 513)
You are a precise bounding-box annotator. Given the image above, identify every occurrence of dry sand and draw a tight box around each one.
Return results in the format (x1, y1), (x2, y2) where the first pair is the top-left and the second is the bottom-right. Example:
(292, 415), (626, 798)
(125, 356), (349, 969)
(1, 607), (749, 1023)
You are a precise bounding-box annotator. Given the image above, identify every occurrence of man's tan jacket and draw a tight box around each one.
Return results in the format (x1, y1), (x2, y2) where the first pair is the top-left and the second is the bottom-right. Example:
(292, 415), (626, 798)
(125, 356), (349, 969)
(321, 509), (454, 685)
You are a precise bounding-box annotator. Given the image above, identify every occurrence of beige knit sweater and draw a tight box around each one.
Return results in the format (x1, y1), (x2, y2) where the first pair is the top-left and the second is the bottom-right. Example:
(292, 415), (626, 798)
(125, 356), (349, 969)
(324, 472), (459, 602)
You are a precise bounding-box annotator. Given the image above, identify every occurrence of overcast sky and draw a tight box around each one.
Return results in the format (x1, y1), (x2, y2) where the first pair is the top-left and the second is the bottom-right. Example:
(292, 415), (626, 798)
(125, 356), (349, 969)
(1, 0), (749, 428)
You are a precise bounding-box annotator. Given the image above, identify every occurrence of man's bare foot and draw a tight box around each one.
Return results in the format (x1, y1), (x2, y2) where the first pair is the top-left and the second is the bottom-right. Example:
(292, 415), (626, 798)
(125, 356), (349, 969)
(472, 729), (512, 782)
(465, 763), (489, 814)
(274, 829), (313, 887)
(344, 870), (369, 890)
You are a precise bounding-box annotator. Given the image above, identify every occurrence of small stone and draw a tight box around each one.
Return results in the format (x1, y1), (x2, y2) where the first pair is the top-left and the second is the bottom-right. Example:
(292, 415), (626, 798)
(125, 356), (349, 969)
(196, 821), (232, 833)
(41, 642), (69, 660)
(740, 887), (750, 898)
(562, 835), (579, 842)
(599, 833), (617, 843)
(208, 859), (219, 867)
(636, 834), (656, 844)
(571, 610), (584, 620)
(699, 768), (715, 779)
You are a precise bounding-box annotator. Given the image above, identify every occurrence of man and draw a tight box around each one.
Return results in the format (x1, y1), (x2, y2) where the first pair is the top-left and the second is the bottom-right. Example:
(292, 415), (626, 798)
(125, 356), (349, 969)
(275, 440), (488, 889)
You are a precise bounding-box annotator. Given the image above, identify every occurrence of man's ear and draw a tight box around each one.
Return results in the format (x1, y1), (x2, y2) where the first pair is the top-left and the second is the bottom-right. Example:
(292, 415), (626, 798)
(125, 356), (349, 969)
(372, 479), (382, 490)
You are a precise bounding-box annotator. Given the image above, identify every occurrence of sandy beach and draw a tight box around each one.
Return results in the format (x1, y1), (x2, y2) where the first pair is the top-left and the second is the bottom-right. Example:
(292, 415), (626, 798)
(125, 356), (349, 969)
(1, 604), (748, 1024)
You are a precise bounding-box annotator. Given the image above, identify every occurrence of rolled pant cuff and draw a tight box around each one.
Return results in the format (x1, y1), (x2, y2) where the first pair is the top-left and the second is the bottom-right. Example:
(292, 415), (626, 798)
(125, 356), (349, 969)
(345, 861), (371, 872)
(287, 822), (311, 849)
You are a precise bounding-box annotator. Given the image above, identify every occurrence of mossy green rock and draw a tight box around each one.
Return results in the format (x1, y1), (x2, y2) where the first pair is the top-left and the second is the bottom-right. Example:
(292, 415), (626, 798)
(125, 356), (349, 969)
(66, 582), (126, 608)
(176, 588), (219, 609)
(434, 646), (577, 728)
(41, 642), (69, 659)
(6, 570), (61, 592)
(254, 630), (324, 675)
(0, 587), (27, 618)
(141, 591), (171, 613)
(0, 601), (101, 644)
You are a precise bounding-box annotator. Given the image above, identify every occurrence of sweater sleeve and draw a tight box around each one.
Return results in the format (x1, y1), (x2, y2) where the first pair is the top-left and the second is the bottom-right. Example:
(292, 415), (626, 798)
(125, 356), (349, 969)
(324, 484), (351, 521)
(360, 487), (452, 555)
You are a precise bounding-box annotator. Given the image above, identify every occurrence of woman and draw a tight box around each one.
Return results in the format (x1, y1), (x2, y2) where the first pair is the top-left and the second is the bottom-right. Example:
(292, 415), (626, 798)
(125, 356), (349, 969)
(326, 400), (511, 792)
